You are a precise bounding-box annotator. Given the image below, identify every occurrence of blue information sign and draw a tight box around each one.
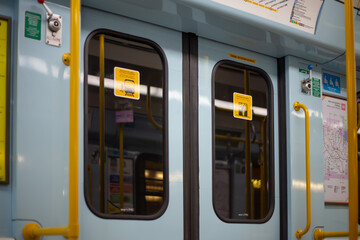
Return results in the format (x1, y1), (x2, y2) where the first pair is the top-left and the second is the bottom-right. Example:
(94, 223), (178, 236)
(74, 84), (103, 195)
(323, 72), (341, 94)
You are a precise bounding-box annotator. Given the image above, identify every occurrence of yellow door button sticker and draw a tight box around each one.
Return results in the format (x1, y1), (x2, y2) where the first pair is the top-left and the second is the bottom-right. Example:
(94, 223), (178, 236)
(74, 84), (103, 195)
(233, 92), (252, 120)
(114, 67), (140, 100)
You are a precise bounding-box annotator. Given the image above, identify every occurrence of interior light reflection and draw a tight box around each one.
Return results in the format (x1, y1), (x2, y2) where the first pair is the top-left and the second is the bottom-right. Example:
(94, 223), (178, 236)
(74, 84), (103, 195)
(292, 108), (320, 118)
(145, 170), (163, 180)
(87, 75), (162, 98)
(215, 99), (267, 117)
(292, 179), (323, 192)
(145, 195), (163, 202)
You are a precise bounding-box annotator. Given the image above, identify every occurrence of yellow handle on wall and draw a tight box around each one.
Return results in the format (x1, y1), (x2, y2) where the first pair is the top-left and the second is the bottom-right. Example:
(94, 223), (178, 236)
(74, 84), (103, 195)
(293, 101), (311, 239)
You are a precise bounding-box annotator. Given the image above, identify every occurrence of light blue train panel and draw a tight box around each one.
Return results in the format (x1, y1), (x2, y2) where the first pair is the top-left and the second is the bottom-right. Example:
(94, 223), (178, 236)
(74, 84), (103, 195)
(286, 56), (350, 240)
(11, 0), (71, 240)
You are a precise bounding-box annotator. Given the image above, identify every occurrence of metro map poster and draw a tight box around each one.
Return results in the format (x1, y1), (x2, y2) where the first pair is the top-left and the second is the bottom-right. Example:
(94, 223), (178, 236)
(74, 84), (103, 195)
(322, 96), (348, 204)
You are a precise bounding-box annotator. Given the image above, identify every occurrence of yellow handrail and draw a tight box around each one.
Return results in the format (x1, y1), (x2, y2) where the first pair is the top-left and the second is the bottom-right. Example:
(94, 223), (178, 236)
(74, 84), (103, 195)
(345, 1), (359, 238)
(88, 165), (93, 204)
(315, 1), (358, 239)
(146, 85), (163, 130)
(119, 123), (124, 211)
(99, 33), (106, 213)
(244, 70), (251, 219)
(314, 229), (360, 240)
(260, 117), (267, 218)
(357, 103), (360, 130)
(23, 0), (80, 239)
(293, 101), (311, 239)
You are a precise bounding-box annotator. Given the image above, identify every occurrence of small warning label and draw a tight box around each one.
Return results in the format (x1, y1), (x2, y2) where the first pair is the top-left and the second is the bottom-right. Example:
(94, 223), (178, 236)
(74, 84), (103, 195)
(114, 67), (140, 100)
(233, 92), (252, 120)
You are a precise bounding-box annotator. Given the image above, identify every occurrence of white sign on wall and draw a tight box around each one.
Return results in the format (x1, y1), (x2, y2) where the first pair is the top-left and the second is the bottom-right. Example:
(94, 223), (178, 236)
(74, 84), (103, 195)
(212, 0), (324, 34)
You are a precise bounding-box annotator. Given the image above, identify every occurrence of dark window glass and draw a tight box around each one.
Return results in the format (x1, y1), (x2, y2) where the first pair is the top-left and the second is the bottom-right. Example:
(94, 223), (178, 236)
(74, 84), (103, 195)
(213, 61), (273, 222)
(84, 31), (167, 219)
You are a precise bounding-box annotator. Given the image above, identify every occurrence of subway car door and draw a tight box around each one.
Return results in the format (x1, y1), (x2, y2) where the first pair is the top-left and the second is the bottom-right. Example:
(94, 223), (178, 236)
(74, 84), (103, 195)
(197, 37), (280, 239)
(81, 6), (183, 240)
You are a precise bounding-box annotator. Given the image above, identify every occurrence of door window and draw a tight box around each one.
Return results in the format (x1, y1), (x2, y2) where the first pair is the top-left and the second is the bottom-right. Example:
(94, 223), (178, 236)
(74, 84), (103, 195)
(213, 61), (274, 222)
(84, 30), (167, 219)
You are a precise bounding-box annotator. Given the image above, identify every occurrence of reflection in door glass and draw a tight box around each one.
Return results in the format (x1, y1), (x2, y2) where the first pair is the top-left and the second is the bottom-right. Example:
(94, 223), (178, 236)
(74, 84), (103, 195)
(85, 32), (167, 218)
(213, 62), (273, 222)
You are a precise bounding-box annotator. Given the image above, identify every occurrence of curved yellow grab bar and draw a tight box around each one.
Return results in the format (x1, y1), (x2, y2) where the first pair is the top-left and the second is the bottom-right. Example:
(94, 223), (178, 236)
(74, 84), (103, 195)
(314, 229), (360, 240)
(23, 0), (80, 239)
(146, 85), (163, 130)
(293, 101), (311, 239)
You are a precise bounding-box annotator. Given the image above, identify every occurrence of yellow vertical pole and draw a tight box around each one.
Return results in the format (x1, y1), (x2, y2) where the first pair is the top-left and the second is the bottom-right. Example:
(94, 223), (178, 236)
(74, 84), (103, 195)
(68, 0), (80, 239)
(260, 117), (267, 218)
(119, 123), (124, 211)
(99, 34), (105, 213)
(244, 70), (251, 219)
(344, 1), (358, 239)
(88, 165), (93, 204)
(357, 103), (360, 130)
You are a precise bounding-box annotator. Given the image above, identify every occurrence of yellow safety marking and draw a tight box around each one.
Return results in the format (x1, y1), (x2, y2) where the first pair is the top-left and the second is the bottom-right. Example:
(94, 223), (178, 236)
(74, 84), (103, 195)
(229, 53), (256, 64)
(233, 92), (252, 120)
(114, 67), (140, 100)
(0, 19), (7, 182)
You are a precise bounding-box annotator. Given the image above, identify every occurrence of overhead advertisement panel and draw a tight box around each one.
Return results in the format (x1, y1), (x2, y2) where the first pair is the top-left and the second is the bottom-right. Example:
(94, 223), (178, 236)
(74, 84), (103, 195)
(212, 0), (324, 34)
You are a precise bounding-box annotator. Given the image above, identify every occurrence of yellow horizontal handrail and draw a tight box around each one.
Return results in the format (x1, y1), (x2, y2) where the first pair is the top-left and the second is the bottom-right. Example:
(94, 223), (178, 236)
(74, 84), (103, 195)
(293, 101), (311, 239)
(23, 224), (68, 239)
(22, 0), (80, 239)
(314, 229), (360, 240)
